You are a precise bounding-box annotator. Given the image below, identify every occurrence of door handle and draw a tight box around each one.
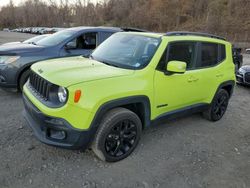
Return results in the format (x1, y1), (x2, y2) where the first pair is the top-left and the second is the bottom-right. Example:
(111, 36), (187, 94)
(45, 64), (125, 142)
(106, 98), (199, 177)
(188, 77), (199, 82)
(216, 74), (224, 78)
(192, 78), (199, 82)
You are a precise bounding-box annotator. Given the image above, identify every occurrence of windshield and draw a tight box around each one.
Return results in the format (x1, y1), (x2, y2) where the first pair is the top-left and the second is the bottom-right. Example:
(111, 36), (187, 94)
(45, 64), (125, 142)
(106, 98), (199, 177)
(23, 35), (49, 44)
(91, 33), (161, 69)
(36, 30), (76, 46)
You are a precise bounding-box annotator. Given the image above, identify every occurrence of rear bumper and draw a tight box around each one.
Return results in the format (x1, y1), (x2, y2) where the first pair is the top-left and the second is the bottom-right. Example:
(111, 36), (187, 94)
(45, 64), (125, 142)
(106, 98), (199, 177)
(22, 94), (97, 150)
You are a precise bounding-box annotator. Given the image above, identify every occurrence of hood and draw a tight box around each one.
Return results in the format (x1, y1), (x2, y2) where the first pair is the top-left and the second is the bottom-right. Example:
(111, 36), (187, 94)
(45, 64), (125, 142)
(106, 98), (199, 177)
(1, 42), (21, 46)
(31, 56), (135, 87)
(0, 43), (45, 55)
(241, 65), (250, 72)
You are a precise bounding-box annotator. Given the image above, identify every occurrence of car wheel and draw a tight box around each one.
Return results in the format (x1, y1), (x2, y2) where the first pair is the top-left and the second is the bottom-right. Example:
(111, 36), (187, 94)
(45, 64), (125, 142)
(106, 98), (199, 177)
(203, 89), (230, 121)
(19, 69), (30, 92)
(91, 107), (142, 162)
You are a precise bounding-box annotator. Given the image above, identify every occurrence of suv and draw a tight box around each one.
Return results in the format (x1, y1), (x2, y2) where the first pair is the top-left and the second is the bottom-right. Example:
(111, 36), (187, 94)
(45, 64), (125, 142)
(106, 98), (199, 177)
(23, 31), (236, 162)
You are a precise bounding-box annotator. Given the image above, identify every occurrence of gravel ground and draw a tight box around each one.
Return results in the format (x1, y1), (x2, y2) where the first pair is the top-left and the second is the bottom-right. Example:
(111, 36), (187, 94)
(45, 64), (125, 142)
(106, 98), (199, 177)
(0, 31), (249, 188)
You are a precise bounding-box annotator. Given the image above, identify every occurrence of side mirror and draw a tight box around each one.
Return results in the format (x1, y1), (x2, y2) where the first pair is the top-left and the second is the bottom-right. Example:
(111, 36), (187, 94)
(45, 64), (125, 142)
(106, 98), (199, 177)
(166, 61), (187, 74)
(64, 41), (76, 50)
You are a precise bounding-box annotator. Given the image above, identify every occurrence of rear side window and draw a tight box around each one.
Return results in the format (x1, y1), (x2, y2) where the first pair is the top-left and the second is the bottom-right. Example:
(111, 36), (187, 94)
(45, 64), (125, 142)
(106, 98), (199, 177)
(219, 44), (226, 61)
(201, 43), (218, 67)
(196, 43), (226, 68)
(167, 42), (197, 69)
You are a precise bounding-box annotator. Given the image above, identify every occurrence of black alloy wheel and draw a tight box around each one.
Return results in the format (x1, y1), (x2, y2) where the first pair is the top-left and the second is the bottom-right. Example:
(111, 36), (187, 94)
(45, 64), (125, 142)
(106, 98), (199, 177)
(202, 89), (230, 121)
(105, 119), (137, 157)
(92, 108), (142, 162)
(212, 93), (229, 120)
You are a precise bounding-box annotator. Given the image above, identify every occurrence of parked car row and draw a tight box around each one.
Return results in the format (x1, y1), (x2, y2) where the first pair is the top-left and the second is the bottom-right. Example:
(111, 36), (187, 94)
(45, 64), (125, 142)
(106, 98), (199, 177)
(2, 34), (51, 46)
(0, 26), (244, 162)
(4, 27), (66, 35)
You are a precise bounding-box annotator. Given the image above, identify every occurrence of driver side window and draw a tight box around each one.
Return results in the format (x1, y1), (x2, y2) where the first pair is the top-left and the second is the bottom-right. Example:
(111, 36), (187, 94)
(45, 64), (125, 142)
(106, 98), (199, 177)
(66, 32), (97, 50)
(158, 41), (197, 71)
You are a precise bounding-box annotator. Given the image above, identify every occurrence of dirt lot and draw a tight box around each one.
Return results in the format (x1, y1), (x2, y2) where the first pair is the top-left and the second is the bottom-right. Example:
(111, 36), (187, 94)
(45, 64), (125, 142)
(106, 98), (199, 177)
(0, 31), (249, 188)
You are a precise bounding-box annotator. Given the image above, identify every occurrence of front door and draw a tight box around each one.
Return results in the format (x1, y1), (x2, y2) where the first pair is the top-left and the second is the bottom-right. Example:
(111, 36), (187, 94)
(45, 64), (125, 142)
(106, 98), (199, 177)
(154, 41), (201, 117)
(61, 32), (97, 57)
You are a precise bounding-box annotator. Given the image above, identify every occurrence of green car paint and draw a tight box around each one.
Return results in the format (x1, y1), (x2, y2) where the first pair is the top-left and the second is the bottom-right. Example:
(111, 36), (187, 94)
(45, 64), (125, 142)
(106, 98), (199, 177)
(23, 32), (235, 130)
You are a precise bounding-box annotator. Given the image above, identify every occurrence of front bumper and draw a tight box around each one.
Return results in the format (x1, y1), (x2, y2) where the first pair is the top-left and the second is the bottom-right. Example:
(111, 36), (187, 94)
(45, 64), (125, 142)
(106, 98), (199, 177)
(236, 72), (250, 85)
(22, 94), (97, 150)
(0, 65), (18, 89)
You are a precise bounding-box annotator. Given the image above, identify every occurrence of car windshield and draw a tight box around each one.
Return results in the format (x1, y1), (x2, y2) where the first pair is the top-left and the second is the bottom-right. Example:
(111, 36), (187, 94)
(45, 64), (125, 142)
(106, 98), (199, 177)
(23, 35), (49, 44)
(36, 30), (75, 46)
(91, 33), (161, 69)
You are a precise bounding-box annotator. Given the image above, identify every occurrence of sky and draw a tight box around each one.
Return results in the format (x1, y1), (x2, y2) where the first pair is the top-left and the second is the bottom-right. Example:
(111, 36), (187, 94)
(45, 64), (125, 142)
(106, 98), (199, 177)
(0, 0), (101, 7)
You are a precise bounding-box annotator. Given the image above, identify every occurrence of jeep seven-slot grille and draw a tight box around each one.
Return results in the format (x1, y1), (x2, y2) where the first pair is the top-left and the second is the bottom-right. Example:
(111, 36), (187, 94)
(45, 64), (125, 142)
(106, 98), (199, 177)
(29, 72), (50, 100)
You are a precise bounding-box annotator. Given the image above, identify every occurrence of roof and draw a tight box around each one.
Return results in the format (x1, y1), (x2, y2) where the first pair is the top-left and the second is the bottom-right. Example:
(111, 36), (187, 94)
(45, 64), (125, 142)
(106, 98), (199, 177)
(123, 31), (228, 43)
(122, 32), (163, 38)
(65, 26), (123, 32)
(64, 26), (147, 33)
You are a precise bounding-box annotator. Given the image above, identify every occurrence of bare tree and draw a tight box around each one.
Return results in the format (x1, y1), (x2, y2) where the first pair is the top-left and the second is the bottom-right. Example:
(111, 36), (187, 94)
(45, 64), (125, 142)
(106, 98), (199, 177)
(0, 0), (249, 42)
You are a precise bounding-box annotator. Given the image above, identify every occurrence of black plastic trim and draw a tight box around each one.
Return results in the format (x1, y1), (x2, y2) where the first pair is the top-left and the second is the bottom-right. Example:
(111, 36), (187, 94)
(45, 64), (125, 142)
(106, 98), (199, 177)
(152, 103), (209, 125)
(89, 96), (151, 129)
(166, 31), (226, 41)
(22, 93), (95, 150)
(215, 80), (235, 97)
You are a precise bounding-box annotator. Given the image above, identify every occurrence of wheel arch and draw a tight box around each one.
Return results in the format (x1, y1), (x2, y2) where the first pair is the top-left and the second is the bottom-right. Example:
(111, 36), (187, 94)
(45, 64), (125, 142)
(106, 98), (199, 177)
(16, 63), (33, 89)
(90, 95), (151, 130)
(216, 80), (235, 98)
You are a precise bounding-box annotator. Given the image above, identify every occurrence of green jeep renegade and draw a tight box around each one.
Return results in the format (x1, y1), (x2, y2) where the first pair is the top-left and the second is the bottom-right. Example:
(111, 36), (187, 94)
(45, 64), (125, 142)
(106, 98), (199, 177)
(23, 31), (235, 162)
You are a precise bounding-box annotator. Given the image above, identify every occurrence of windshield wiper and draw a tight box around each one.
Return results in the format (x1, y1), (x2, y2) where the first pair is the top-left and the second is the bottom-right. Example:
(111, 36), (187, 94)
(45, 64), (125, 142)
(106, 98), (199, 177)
(82, 54), (90, 58)
(89, 55), (119, 68)
(89, 54), (95, 60)
(100, 60), (119, 67)
(28, 42), (37, 45)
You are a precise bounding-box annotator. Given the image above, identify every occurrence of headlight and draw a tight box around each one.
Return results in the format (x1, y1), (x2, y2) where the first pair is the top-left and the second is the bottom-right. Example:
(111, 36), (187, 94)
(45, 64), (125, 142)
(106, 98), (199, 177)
(58, 86), (68, 103)
(0, 56), (20, 64)
(238, 68), (245, 74)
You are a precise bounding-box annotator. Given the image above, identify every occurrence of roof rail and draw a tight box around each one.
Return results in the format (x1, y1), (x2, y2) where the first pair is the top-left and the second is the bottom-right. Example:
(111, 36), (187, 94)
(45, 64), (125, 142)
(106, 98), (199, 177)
(165, 31), (226, 41)
(121, 27), (148, 32)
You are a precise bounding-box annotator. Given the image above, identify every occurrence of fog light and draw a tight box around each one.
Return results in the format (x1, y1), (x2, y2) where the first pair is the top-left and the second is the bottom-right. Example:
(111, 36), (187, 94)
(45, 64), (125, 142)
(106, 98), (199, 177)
(48, 129), (66, 140)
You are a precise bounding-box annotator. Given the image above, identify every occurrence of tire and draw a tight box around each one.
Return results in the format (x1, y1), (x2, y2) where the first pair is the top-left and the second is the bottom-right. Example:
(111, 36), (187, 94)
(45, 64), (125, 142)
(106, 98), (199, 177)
(91, 107), (142, 162)
(19, 69), (30, 92)
(202, 89), (230, 121)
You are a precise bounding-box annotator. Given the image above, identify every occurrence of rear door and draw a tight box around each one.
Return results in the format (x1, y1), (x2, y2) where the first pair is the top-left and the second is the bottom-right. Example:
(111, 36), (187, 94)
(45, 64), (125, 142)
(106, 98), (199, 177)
(192, 42), (227, 102)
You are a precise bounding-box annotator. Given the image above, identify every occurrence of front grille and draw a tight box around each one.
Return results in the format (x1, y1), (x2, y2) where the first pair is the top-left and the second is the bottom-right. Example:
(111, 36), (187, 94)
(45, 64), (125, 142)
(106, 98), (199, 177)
(29, 72), (50, 100)
(237, 76), (244, 83)
(245, 73), (250, 83)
